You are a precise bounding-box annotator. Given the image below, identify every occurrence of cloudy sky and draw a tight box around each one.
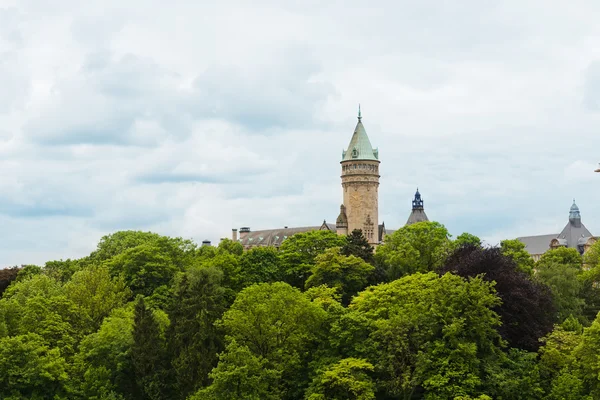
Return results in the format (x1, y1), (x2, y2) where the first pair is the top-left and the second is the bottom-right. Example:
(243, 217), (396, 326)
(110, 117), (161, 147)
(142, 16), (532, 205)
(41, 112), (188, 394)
(1, 0), (599, 265)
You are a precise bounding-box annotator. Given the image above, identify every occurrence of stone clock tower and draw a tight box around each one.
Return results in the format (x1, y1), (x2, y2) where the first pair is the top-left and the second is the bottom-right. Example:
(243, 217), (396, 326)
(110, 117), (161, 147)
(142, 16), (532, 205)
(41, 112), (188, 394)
(336, 107), (380, 245)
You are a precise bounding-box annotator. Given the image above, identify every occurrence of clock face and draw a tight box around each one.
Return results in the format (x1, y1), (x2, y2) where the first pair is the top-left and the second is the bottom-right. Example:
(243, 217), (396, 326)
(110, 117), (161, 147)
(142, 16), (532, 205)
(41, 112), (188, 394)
(350, 191), (360, 204)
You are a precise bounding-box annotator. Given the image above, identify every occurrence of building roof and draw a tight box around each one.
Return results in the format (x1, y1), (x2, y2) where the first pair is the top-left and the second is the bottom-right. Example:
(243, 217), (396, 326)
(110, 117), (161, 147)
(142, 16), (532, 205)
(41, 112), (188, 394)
(238, 223), (336, 247)
(406, 188), (429, 225)
(406, 209), (429, 225)
(517, 200), (594, 256)
(379, 223), (395, 242)
(517, 234), (559, 256)
(557, 201), (593, 250)
(342, 107), (379, 162)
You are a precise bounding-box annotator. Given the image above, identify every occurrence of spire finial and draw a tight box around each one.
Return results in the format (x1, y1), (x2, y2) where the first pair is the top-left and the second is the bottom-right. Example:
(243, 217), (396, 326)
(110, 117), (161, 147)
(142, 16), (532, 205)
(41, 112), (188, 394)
(358, 104), (362, 121)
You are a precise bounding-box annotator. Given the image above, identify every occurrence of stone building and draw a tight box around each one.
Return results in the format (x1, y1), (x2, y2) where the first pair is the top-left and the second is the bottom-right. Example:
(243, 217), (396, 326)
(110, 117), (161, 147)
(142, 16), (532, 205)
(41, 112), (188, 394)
(232, 108), (428, 250)
(518, 200), (596, 262)
(335, 106), (380, 245)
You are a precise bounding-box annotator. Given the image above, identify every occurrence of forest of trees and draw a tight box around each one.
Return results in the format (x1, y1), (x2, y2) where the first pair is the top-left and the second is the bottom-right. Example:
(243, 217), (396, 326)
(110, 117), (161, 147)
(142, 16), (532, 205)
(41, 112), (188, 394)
(1, 221), (600, 399)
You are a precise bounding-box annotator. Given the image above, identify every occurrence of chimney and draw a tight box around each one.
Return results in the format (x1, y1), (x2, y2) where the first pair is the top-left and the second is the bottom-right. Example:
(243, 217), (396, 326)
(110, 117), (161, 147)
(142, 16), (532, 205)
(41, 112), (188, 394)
(232, 228), (238, 241)
(201, 240), (211, 247)
(239, 227), (250, 240)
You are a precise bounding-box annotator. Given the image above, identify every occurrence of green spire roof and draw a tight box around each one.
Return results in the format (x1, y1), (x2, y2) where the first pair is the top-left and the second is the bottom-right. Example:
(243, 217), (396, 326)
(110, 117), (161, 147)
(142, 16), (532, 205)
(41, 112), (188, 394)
(342, 106), (379, 161)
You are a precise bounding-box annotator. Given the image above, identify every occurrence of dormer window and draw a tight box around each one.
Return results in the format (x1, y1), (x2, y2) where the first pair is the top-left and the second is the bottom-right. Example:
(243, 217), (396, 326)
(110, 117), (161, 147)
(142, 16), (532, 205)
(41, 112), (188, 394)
(352, 148), (359, 158)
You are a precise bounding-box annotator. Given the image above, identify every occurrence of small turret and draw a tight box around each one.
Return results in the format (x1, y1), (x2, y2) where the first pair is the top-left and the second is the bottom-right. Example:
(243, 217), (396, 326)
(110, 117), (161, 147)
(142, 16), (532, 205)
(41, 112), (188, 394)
(406, 188), (429, 225)
(336, 204), (348, 236)
(412, 188), (424, 209)
(569, 199), (582, 228)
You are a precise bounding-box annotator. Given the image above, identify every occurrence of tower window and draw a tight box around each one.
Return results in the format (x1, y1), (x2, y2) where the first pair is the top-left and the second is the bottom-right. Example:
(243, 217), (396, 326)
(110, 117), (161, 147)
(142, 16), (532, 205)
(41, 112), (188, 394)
(352, 148), (359, 158)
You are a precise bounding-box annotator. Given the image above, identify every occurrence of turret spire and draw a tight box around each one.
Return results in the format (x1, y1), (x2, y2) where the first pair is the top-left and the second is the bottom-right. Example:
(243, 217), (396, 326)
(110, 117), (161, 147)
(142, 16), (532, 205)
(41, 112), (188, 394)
(406, 188), (429, 225)
(342, 106), (378, 161)
(412, 188), (424, 210)
(569, 199), (581, 224)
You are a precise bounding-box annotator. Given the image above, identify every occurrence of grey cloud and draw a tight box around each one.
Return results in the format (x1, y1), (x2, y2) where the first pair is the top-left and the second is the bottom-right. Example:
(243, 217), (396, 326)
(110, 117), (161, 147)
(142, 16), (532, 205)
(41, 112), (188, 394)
(584, 61), (600, 111)
(2, 0), (600, 266)
(26, 52), (187, 146)
(135, 172), (237, 185)
(0, 200), (93, 219)
(188, 46), (336, 131)
(90, 211), (171, 231)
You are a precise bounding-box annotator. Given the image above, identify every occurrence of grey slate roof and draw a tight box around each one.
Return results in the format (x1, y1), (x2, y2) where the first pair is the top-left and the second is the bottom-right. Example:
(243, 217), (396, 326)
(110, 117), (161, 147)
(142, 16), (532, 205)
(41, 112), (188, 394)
(238, 223), (336, 248)
(556, 221), (593, 250)
(517, 234), (559, 256)
(406, 209), (429, 225)
(517, 200), (594, 256)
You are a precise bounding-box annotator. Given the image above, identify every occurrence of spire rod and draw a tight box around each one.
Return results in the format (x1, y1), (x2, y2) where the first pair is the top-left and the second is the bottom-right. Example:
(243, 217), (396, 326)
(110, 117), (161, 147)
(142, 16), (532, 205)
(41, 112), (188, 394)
(358, 104), (362, 121)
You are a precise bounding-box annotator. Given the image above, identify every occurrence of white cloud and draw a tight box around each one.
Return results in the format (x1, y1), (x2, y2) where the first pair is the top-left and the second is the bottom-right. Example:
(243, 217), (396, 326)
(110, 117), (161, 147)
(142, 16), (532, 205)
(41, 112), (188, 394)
(1, 0), (600, 265)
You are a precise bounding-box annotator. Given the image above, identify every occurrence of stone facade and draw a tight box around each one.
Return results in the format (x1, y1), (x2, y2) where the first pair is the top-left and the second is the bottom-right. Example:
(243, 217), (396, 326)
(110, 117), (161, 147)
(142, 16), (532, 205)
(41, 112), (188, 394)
(340, 159), (380, 245)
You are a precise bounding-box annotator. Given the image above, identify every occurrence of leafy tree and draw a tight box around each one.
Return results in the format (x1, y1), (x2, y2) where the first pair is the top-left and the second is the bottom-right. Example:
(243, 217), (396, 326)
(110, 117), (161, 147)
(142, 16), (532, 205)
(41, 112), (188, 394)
(17, 295), (80, 356)
(341, 230), (374, 264)
(0, 275), (81, 356)
(217, 238), (244, 256)
(105, 244), (179, 298)
(538, 324), (582, 394)
(333, 272), (503, 399)
(440, 245), (556, 351)
(131, 297), (170, 400)
(64, 265), (130, 333)
(238, 246), (281, 287)
(305, 358), (375, 400)
(584, 240), (600, 269)
(537, 247), (583, 270)
(483, 349), (544, 399)
(1, 273), (62, 302)
(197, 244), (218, 261)
(90, 231), (196, 265)
(0, 333), (70, 399)
(279, 230), (347, 288)
(0, 266), (20, 298)
(578, 242), (600, 323)
(74, 307), (138, 399)
(44, 259), (82, 283)
(500, 239), (535, 275)
(455, 232), (483, 248)
(16, 264), (42, 281)
(218, 282), (328, 397)
(569, 312), (600, 398)
(375, 221), (451, 280)
(190, 340), (281, 400)
(201, 251), (243, 298)
(549, 372), (589, 400)
(168, 266), (228, 398)
(535, 261), (584, 322)
(305, 248), (374, 305)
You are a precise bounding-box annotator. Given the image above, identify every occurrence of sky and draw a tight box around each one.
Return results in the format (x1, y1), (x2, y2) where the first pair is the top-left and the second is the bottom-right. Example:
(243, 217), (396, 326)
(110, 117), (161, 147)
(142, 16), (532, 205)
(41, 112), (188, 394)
(1, 0), (599, 266)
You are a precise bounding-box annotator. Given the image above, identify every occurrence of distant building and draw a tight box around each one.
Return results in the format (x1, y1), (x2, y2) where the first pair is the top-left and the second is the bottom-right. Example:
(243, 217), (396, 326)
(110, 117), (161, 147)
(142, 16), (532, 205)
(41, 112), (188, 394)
(231, 108), (430, 250)
(518, 200), (596, 261)
(406, 189), (429, 225)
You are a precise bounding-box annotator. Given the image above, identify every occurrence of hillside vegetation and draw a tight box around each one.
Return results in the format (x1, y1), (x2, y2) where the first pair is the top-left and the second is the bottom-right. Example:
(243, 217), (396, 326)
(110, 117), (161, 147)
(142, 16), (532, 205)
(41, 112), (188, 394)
(1, 222), (600, 400)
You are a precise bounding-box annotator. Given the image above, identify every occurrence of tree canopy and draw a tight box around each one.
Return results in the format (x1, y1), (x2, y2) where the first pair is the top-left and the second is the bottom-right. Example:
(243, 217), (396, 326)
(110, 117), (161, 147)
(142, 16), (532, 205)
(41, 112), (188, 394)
(1, 227), (599, 398)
